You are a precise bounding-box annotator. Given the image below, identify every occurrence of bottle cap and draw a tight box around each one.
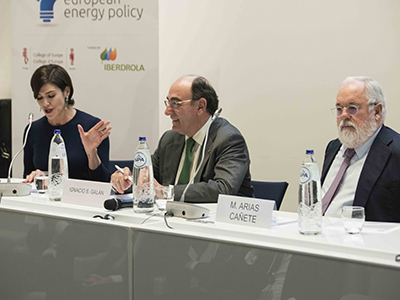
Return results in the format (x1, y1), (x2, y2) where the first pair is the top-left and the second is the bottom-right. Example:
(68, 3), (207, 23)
(139, 137), (146, 141)
(306, 149), (314, 155)
(54, 129), (61, 134)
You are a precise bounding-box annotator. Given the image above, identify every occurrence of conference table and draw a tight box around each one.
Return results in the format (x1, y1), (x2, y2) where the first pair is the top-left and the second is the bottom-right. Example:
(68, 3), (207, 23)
(1, 188), (400, 300)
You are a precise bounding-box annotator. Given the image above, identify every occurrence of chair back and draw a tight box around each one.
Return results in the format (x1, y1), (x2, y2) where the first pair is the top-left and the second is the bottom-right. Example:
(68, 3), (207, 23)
(251, 181), (289, 210)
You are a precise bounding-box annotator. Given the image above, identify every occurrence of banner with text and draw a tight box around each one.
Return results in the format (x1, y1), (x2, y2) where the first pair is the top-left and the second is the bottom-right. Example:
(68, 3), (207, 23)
(12, 0), (158, 177)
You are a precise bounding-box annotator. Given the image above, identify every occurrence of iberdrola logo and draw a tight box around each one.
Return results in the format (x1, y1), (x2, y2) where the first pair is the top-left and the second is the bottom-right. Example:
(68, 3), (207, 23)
(100, 47), (145, 72)
(100, 48), (117, 61)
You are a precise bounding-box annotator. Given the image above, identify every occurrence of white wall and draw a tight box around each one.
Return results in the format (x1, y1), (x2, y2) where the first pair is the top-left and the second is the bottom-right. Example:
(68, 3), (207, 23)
(158, 0), (400, 212)
(2, 0), (400, 212)
(0, 0), (12, 99)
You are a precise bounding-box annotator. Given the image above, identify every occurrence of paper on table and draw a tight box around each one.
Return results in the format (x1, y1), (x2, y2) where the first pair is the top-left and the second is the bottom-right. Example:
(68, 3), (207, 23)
(363, 222), (400, 234)
(325, 220), (400, 234)
(274, 216), (297, 226)
(156, 199), (167, 210)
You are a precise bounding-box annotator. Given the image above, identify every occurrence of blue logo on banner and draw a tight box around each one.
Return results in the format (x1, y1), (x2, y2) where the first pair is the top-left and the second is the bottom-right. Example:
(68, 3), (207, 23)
(37, 0), (57, 23)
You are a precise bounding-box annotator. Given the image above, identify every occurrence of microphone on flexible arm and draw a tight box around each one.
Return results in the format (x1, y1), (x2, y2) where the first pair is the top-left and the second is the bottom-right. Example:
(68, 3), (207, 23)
(166, 108), (223, 219)
(0, 113), (34, 197)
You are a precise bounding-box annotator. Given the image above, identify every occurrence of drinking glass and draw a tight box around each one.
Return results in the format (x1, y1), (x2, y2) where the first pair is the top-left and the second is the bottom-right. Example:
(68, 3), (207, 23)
(342, 206), (365, 234)
(155, 185), (174, 210)
(35, 172), (48, 194)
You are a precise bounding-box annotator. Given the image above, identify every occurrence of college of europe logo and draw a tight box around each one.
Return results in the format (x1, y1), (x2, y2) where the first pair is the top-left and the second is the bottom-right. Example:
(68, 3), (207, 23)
(22, 48), (29, 64)
(36, 0), (58, 23)
(100, 48), (117, 61)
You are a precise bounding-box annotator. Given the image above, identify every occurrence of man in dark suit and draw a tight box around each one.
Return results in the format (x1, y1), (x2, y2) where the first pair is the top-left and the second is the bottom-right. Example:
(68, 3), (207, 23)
(321, 76), (400, 222)
(112, 75), (253, 202)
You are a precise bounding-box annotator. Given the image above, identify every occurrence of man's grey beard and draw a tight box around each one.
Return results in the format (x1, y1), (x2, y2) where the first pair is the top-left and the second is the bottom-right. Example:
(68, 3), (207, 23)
(338, 113), (378, 149)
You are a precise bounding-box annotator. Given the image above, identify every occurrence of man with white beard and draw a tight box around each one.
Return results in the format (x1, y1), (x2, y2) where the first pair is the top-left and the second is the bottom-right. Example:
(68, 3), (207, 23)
(320, 76), (400, 222)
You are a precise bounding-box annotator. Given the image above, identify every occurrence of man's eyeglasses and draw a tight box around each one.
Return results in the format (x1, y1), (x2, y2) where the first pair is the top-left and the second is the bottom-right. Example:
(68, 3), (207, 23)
(164, 99), (194, 110)
(331, 103), (377, 118)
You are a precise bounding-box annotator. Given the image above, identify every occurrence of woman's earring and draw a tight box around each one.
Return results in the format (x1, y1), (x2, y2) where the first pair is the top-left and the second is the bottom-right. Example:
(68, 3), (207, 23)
(65, 96), (69, 110)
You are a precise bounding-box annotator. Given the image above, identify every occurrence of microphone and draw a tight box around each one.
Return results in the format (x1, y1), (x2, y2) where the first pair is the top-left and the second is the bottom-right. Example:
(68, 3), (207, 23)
(0, 113), (34, 197)
(212, 108), (223, 121)
(165, 108), (222, 220)
(104, 198), (133, 211)
(180, 107), (222, 202)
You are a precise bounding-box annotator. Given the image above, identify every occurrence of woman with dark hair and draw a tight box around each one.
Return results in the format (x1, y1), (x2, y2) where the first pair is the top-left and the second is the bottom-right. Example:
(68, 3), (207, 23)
(23, 64), (111, 182)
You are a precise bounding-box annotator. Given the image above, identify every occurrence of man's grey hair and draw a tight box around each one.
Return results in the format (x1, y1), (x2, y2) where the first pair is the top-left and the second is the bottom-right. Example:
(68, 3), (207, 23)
(342, 76), (386, 121)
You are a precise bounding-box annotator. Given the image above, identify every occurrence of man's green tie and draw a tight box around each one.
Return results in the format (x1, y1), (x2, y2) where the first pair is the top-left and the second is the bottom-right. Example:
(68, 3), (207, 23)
(177, 138), (196, 184)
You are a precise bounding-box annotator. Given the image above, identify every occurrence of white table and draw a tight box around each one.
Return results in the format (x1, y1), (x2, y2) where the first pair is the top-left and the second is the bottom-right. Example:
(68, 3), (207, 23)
(1, 192), (399, 300)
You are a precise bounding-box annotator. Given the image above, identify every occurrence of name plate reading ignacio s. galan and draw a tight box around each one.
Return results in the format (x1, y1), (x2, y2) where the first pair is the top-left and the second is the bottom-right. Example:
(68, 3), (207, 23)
(216, 195), (275, 229)
(62, 179), (112, 208)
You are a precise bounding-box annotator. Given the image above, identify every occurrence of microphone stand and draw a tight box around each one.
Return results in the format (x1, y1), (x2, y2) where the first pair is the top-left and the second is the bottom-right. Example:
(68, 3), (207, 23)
(0, 113), (34, 197)
(165, 108), (222, 220)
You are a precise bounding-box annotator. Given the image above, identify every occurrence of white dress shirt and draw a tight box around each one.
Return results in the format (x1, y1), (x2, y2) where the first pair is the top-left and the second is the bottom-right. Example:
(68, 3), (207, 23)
(175, 117), (212, 185)
(322, 126), (382, 218)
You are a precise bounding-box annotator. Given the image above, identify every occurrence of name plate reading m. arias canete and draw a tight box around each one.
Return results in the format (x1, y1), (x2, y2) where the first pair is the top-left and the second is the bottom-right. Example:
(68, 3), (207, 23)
(216, 195), (275, 229)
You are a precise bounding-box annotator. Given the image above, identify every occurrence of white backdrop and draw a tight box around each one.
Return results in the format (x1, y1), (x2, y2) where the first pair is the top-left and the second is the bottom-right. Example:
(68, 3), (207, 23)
(3, 0), (400, 212)
(158, 0), (400, 212)
(11, 0), (159, 176)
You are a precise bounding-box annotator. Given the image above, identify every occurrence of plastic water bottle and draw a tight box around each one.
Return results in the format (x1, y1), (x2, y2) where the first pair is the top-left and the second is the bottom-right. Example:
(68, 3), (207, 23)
(48, 129), (68, 201)
(133, 137), (155, 213)
(298, 149), (322, 235)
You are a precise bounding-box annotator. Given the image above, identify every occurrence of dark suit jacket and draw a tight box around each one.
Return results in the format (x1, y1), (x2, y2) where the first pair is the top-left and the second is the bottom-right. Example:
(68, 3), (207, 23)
(321, 125), (400, 222)
(152, 117), (253, 203)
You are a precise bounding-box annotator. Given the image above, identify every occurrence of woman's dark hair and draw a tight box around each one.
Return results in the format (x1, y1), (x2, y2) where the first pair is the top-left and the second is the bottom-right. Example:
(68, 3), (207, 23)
(30, 64), (75, 106)
(191, 76), (219, 115)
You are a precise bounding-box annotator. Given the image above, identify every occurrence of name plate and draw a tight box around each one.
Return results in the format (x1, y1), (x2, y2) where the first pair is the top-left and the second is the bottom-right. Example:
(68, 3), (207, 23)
(216, 195), (275, 229)
(62, 179), (112, 208)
